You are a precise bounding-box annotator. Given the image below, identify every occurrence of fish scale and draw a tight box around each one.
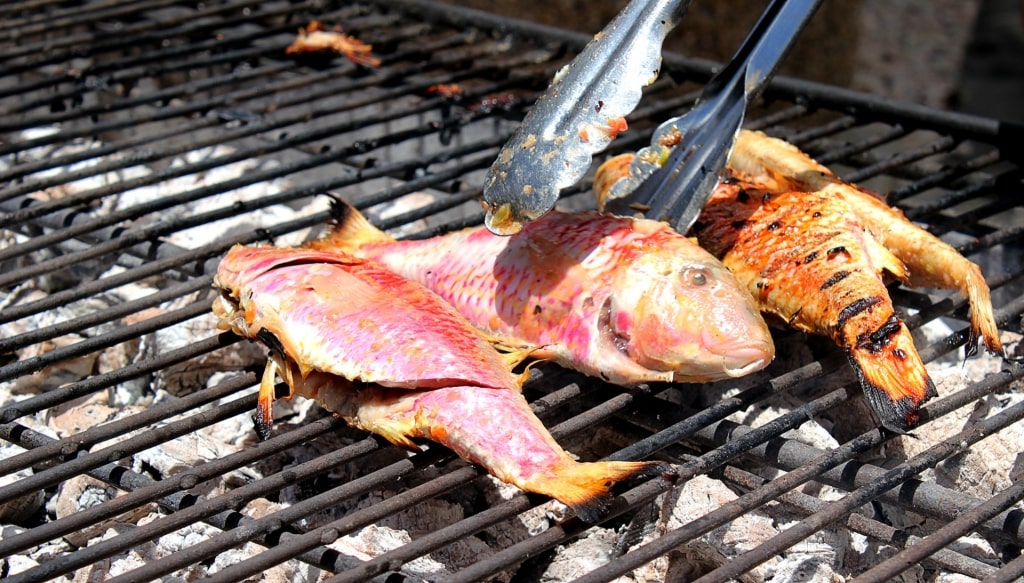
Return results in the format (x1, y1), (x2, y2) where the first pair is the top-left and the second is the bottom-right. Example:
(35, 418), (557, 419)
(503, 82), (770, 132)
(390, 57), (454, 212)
(212, 244), (663, 522)
(312, 202), (775, 386)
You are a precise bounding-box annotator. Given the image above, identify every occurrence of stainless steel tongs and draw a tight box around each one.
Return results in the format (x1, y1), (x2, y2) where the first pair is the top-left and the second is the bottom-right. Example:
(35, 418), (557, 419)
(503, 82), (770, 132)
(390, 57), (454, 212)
(482, 0), (822, 236)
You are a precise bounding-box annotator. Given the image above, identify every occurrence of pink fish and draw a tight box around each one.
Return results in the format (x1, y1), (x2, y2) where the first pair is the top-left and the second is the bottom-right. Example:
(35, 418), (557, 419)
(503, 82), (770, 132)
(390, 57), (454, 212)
(213, 245), (662, 521)
(309, 201), (774, 386)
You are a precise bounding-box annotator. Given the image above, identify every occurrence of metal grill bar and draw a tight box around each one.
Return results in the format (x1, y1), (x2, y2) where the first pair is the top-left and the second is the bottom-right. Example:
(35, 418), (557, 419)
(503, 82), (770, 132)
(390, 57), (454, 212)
(1, 1), (1022, 581)
(720, 465), (999, 579)
(849, 478), (1024, 582)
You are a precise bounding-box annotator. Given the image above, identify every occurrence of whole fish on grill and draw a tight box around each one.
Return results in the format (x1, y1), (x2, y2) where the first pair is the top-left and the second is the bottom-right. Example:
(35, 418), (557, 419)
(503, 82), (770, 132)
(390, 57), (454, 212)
(594, 130), (1004, 431)
(309, 201), (774, 387)
(213, 245), (663, 522)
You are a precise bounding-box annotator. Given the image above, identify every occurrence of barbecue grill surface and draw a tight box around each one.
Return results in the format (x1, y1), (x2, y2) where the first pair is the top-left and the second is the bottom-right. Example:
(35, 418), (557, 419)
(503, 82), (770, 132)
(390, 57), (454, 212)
(2, 1), (1023, 582)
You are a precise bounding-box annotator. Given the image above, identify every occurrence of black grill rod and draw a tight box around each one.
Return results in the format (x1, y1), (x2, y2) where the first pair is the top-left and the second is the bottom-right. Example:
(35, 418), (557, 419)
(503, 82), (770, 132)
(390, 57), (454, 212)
(795, 123), (908, 165)
(2, 421), (383, 583)
(689, 389), (1024, 583)
(929, 186), (1024, 238)
(381, 0), (1022, 145)
(0, 0), (121, 22)
(1, 26), (290, 95)
(0, 54), (521, 224)
(902, 163), (1012, 219)
(115, 380), (589, 583)
(0, 298), (209, 384)
(984, 553), (1024, 583)
(0, 413), (345, 562)
(720, 465), (999, 580)
(0, 333), (239, 426)
(323, 389), (657, 583)
(849, 478), (1024, 582)
(0, 2), (379, 113)
(2, 48), (294, 127)
(0, 25), (469, 186)
(0, 277), (210, 355)
(842, 134), (959, 185)
(0, 209), (325, 326)
(0, 36), (509, 204)
(889, 149), (1006, 205)
(0, 373), (311, 557)
(448, 383), (862, 583)
(699, 358), (1024, 547)
(0, 337), (243, 473)
(0, 128), (509, 292)
(570, 365), (1024, 583)
(0, 146), (496, 329)
(1, 42), (300, 148)
(0, 0), (198, 42)
(0, 0), (273, 70)
(0, 375), (256, 514)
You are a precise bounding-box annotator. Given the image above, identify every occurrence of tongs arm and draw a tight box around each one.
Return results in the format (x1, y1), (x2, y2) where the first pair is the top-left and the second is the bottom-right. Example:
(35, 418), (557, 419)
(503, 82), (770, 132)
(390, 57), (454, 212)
(607, 0), (823, 233)
(482, 0), (694, 235)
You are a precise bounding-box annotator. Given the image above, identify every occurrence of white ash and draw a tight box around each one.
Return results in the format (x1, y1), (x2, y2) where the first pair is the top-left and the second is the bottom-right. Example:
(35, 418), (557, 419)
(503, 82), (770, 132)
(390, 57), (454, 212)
(328, 523), (452, 582)
(539, 527), (620, 582)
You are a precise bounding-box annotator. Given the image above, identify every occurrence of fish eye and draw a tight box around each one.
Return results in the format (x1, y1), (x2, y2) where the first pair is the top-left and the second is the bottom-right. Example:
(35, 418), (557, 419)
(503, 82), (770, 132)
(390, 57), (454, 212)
(682, 267), (710, 287)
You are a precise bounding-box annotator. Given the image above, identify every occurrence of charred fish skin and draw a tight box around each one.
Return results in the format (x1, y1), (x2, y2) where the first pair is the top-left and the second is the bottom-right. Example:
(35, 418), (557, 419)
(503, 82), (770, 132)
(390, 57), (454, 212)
(693, 183), (936, 432)
(212, 245), (663, 522)
(729, 129), (1004, 359)
(311, 200), (774, 386)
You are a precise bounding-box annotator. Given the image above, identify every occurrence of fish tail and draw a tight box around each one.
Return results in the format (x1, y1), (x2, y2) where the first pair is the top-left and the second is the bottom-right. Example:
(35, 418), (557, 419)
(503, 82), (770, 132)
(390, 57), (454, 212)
(963, 264), (1004, 357)
(848, 330), (937, 432)
(311, 197), (395, 252)
(377, 385), (665, 523)
(528, 459), (667, 524)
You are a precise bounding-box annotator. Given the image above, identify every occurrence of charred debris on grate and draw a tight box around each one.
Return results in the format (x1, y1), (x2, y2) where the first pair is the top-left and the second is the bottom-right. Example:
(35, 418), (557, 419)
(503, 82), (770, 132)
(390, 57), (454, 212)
(1, 0), (1024, 582)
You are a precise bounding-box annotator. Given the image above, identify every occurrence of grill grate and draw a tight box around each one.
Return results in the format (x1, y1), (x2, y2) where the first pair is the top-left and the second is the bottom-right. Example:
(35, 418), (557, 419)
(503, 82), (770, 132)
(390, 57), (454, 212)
(2, 0), (1024, 581)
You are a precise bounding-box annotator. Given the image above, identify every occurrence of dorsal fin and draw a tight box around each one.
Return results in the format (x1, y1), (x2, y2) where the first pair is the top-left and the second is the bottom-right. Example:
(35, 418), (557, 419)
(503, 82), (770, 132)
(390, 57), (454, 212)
(310, 197), (395, 252)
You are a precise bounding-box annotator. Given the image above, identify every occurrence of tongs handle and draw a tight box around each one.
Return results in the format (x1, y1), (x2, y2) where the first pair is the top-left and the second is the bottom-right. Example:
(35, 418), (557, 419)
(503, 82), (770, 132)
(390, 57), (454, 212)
(608, 0), (823, 232)
(481, 0), (694, 235)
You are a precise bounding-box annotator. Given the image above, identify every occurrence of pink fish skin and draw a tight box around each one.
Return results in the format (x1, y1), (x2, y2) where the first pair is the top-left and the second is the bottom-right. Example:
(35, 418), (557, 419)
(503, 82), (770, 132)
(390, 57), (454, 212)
(213, 245), (662, 521)
(213, 245), (518, 391)
(310, 201), (774, 386)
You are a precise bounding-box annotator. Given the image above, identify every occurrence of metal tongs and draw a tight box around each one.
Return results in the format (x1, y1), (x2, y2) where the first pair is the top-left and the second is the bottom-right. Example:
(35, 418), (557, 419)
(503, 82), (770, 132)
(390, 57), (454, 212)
(482, 0), (822, 235)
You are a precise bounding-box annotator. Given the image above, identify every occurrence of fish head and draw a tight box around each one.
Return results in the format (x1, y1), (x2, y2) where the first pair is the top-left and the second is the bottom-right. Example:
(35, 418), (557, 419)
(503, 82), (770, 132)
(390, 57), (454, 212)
(609, 247), (774, 382)
(211, 245), (302, 339)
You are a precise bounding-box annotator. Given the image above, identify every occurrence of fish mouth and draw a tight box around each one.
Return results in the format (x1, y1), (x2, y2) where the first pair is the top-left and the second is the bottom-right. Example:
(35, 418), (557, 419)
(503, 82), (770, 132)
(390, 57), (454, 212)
(704, 330), (774, 378)
(721, 349), (772, 378)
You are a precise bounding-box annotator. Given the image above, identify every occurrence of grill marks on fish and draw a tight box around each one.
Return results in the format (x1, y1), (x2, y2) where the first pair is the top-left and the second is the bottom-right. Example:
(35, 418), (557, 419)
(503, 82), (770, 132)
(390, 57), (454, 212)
(596, 129), (1004, 431)
(696, 186), (937, 431)
(730, 129), (1003, 359)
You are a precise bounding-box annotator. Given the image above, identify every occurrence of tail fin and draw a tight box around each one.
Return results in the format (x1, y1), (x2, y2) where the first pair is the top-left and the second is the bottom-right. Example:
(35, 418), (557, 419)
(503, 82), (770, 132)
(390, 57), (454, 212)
(310, 197), (395, 252)
(849, 330), (936, 432)
(963, 265), (1004, 358)
(534, 460), (667, 523)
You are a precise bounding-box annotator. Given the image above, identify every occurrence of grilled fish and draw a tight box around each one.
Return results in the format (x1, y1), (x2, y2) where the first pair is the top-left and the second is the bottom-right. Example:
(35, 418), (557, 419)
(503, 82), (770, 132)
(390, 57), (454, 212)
(213, 245), (661, 521)
(309, 201), (774, 386)
(594, 130), (1004, 431)
(728, 129), (1003, 359)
